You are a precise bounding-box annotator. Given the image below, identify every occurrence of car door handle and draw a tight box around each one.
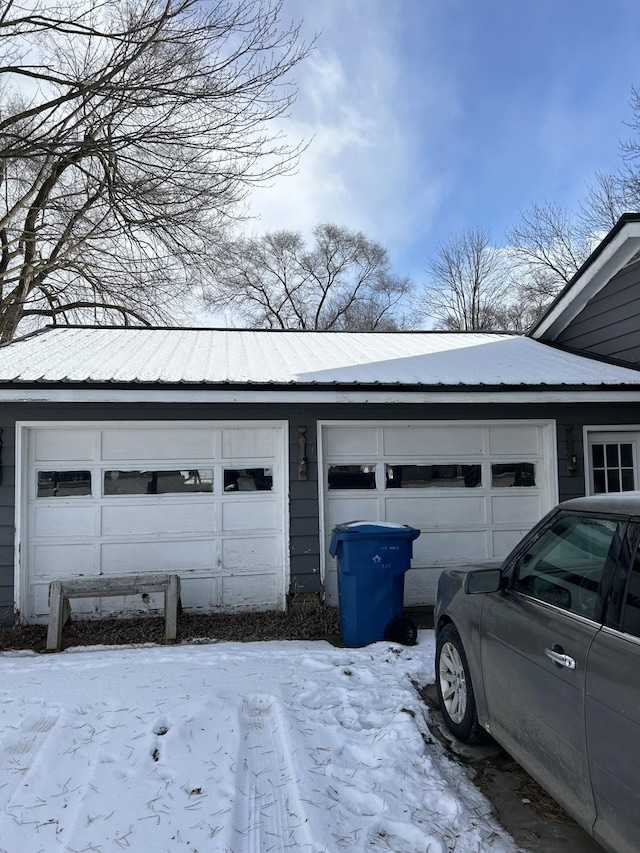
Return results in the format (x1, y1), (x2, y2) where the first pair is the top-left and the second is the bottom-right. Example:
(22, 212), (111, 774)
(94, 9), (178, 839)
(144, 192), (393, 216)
(545, 647), (576, 669)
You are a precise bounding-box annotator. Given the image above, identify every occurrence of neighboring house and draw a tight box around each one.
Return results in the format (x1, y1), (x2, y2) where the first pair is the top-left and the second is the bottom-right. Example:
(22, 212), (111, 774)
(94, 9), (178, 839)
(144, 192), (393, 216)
(1, 214), (640, 626)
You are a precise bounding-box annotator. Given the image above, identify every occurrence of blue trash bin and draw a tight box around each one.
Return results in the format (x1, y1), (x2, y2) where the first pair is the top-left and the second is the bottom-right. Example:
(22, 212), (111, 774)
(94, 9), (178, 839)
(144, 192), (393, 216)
(329, 521), (421, 647)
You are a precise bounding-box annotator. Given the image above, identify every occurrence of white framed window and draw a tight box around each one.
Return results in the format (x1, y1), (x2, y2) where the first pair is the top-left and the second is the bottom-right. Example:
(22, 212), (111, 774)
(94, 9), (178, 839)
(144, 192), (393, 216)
(585, 429), (639, 495)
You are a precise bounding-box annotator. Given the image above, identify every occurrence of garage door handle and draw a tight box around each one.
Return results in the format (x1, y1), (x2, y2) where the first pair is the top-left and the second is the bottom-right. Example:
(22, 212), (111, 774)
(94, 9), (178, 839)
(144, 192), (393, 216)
(545, 647), (576, 669)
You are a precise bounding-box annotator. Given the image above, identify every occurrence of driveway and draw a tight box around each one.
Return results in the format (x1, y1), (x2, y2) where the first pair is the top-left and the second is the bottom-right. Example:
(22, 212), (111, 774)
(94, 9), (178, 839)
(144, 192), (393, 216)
(0, 636), (521, 853)
(421, 684), (604, 853)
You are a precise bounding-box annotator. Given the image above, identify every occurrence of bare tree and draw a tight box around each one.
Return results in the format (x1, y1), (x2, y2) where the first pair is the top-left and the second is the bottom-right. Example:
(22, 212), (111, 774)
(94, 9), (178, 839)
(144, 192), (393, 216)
(0, 0), (310, 341)
(507, 193), (638, 327)
(421, 227), (519, 330)
(580, 171), (635, 233)
(506, 201), (597, 311)
(207, 224), (412, 331)
(617, 85), (640, 202)
(577, 93), (640, 233)
(507, 87), (640, 317)
(488, 277), (558, 332)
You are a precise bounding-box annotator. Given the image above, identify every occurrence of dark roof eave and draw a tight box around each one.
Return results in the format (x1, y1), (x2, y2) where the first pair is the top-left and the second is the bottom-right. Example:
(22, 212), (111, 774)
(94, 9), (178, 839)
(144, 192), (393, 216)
(0, 380), (637, 394)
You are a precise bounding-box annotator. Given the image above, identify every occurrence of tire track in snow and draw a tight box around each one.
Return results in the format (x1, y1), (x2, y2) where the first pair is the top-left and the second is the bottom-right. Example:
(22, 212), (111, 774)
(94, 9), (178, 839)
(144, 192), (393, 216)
(0, 703), (134, 851)
(231, 694), (315, 853)
(0, 706), (72, 849)
(0, 708), (61, 810)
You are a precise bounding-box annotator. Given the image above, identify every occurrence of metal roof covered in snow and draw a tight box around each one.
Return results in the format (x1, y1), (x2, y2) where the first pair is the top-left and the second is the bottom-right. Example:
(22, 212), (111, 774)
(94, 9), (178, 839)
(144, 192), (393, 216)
(0, 325), (639, 389)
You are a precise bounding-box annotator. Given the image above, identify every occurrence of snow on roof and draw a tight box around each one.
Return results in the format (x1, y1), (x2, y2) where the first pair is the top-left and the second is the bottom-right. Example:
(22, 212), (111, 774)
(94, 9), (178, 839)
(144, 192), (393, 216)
(0, 325), (639, 387)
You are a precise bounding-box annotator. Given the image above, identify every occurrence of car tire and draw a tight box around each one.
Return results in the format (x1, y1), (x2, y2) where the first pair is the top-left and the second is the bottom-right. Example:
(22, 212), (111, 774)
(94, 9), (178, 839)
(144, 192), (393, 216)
(435, 624), (487, 744)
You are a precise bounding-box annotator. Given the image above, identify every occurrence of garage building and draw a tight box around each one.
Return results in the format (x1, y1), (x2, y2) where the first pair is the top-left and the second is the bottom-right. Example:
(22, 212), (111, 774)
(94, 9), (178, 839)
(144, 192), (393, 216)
(1, 214), (640, 625)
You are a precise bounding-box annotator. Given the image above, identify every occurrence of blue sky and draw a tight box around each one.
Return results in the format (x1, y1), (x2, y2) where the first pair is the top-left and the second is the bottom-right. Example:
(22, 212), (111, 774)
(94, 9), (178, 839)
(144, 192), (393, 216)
(245, 0), (640, 284)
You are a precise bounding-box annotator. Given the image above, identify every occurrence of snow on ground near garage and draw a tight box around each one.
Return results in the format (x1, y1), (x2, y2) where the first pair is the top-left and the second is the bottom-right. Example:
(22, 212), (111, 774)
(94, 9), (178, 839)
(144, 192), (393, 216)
(0, 632), (519, 853)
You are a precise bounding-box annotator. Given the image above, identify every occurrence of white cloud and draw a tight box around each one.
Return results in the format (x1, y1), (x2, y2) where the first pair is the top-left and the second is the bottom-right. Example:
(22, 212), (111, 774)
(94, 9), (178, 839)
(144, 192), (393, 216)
(244, 1), (460, 280)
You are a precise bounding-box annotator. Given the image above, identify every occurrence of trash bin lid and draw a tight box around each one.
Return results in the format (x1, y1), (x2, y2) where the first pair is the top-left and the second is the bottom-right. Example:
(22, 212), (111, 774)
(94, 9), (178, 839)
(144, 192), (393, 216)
(331, 521), (420, 540)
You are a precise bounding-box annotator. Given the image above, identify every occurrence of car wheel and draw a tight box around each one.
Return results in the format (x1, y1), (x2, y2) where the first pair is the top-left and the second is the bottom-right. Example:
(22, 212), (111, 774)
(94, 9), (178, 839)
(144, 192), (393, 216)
(435, 624), (486, 744)
(384, 615), (418, 646)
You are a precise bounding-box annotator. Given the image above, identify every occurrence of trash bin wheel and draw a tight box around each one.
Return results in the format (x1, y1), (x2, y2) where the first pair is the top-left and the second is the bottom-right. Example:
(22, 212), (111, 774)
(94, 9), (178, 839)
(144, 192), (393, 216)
(384, 615), (418, 646)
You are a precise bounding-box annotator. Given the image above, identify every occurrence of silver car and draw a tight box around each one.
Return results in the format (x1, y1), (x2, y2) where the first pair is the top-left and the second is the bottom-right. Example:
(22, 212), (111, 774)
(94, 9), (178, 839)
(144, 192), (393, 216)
(435, 493), (640, 853)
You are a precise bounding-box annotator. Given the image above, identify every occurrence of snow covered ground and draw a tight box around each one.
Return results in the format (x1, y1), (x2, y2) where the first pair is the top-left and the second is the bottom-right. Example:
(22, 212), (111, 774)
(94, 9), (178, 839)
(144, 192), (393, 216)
(0, 631), (521, 853)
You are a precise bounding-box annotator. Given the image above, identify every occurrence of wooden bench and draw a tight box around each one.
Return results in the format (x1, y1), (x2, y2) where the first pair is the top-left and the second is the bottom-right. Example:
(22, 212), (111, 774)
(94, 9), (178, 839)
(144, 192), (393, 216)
(47, 574), (181, 652)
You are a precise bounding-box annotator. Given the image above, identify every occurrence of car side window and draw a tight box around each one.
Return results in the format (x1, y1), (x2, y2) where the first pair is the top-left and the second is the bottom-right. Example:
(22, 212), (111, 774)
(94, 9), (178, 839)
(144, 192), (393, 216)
(621, 551), (640, 638)
(512, 514), (618, 620)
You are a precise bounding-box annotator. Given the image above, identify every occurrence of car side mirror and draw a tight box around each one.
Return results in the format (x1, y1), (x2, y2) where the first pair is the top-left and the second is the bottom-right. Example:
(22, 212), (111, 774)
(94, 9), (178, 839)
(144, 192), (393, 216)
(464, 568), (503, 594)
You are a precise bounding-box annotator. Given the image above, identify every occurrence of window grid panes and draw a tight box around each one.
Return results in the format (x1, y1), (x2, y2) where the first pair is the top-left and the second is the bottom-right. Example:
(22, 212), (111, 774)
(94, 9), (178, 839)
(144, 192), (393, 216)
(591, 443), (635, 494)
(328, 461), (542, 491)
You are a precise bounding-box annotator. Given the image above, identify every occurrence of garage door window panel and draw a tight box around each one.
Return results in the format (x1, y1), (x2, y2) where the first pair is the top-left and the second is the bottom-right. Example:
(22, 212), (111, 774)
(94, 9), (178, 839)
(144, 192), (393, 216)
(223, 468), (273, 492)
(104, 469), (213, 495)
(512, 515), (618, 619)
(491, 462), (536, 488)
(37, 471), (92, 497)
(385, 464), (481, 488)
(328, 465), (376, 490)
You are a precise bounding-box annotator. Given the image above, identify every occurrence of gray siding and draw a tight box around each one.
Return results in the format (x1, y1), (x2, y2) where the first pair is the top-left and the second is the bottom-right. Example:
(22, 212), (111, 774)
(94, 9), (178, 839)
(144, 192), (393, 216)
(554, 258), (640, 364)
(0, 423), (14, 624)
(287, 414), (321, 594)
(1, 399), (640, 622)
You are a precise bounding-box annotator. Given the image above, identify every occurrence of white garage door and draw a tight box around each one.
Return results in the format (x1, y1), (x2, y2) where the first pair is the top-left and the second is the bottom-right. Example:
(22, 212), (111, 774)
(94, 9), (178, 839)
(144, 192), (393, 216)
(321, 421), (557, 605)
(18, 422), (288, 621)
